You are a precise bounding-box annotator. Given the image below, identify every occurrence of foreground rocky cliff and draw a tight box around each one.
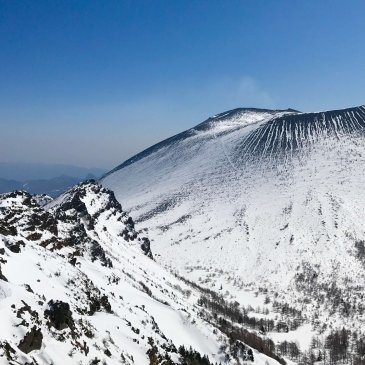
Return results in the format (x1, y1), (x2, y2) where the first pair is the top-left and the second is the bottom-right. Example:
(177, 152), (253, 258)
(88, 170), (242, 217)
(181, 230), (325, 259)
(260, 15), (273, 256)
(0, 181), (283, 365)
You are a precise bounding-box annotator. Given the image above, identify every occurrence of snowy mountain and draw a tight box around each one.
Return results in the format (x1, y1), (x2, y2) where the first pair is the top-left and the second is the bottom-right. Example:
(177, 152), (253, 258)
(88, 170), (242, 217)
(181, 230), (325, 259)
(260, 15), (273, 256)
(102, 106), (365, 348)
(0, 181), (285, 364)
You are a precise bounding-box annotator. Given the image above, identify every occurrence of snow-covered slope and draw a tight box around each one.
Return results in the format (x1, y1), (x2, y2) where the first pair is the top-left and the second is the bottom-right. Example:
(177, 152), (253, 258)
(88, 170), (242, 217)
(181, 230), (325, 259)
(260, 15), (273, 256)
(102, 105), (365, 336)
(0, 181), (284, 364)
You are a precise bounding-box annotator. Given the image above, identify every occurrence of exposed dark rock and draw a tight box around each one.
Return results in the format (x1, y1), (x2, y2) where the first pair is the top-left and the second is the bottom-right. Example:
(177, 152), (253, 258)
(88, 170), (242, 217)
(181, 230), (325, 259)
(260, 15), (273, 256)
(140, 237), (153, 259)
(26, 232), (42, 241)
(56, 187), (95, 230)
(18, 326), (43, 354)
(126, 216), (135, 230)
(0, 223), (17, 236)
(90, 241), (112, 268)
(355, 240), (365, 265)
(0, 264), (8, 282)
(100, 294), (112, 313)
(104, 348), (111, 357)
(87, 294), (112, 315)
(44, 300), (75, 331)
(5, 240), (25, 253)
(39, 237), (61, 249)
(24, 284), (34, 293)
(26, 211), (58, 236)
(17, 301), (39, 323)
(0, 341), (16, 361)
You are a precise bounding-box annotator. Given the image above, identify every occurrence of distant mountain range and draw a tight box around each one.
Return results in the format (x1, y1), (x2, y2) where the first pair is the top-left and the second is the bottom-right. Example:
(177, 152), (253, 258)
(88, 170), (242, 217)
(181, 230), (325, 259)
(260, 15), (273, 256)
(0, 163), (106, 197)
(0, 175), (82, 197)
(0, 162), (105, 181)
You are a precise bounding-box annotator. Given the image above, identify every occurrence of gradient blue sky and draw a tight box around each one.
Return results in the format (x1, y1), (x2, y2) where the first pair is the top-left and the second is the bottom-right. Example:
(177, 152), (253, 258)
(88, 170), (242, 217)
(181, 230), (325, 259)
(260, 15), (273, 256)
(1, 0), (365, 169)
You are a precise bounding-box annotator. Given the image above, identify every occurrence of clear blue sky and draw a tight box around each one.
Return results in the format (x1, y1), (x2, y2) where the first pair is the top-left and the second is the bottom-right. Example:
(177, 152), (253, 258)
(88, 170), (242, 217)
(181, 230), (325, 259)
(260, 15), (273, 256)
(1, 0), (365, 168)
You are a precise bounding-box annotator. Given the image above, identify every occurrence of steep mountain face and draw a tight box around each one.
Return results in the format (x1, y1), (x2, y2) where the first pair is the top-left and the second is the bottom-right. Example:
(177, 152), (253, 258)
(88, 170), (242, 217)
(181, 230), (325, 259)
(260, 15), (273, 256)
(102, 106), (365, 336)
(0, 181), (283, 364)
